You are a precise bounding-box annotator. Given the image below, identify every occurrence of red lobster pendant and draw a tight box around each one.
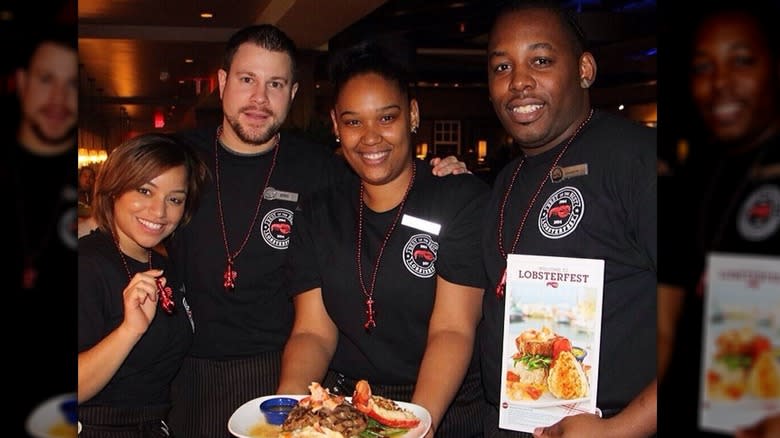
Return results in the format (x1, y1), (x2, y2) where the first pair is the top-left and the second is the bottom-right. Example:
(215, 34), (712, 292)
(155, 278), (175, 314)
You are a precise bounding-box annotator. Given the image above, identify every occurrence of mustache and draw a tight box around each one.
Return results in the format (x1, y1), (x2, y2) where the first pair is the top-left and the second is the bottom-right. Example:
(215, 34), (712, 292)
(240, 105), (274, 117)
(40, 104), (76, 119)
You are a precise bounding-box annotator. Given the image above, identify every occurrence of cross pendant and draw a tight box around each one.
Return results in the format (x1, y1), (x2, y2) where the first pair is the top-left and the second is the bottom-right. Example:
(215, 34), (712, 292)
(22, 265), (38, 290)
(364, 298), (376, 330)
(224, 260), (238, 291)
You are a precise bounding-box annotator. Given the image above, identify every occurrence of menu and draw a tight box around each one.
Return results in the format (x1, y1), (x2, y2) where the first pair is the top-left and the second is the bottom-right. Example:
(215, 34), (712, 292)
(699, 252), (780, 434)
(498, 254), (604, 433)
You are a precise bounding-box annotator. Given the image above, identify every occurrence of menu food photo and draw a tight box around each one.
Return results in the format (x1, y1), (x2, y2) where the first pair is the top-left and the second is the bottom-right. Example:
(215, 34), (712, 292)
(699, 253), (780, 434)
(499, 254), (604, 433)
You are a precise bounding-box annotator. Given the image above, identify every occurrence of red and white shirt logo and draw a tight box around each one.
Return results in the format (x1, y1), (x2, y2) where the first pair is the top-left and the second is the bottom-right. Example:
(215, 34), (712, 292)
(403, 234), (438, 278)
(737, 184), (780, 241)
(261, 208), (294, 249)
(538, 186), (584, 239)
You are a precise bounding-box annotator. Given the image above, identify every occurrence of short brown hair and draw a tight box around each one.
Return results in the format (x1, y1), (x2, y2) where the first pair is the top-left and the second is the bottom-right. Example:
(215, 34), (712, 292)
(92, 133), (209, 236)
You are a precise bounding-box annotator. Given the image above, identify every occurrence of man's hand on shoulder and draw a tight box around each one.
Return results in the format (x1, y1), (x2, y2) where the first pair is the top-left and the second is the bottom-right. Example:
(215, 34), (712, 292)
(430, 156), (469, 176)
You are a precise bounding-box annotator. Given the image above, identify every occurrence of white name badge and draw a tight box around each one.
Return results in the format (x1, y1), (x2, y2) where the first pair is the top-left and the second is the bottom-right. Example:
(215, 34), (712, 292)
(401, 214), (441, 235)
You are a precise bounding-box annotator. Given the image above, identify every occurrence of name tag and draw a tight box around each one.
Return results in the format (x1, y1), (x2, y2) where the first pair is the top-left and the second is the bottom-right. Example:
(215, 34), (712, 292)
(263, 187), (299, 202)
(550, 163), (588, 183)
(401, 214), (441, 235)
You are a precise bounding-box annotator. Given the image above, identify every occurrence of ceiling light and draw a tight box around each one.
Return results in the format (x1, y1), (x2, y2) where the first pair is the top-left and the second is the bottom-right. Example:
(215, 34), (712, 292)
(184, 59), (194, 63)
(200, 12), (213, 18)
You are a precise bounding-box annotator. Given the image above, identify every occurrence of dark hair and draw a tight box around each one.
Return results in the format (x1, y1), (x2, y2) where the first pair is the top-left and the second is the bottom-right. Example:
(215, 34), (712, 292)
(491, 0), (589, 55)
(92, 134), (210, 236)
(20, 25), (76, 69)
(222, 24), (298, 81)
(691, 1), (779, 61)
(328, 40), (411, 102)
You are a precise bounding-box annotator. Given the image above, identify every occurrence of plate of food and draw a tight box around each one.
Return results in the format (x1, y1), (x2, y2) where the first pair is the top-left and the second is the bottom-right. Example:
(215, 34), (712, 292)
(25, 392), (78, 438)
(228, 381), (431, 438)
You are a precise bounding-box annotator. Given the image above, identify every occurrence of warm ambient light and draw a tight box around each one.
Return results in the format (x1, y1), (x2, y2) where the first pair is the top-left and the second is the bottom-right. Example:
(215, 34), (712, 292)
(477, 140), (487, 162)
(154, 110), (165, 129)
(184, 59), (194, 63)
(416, 143), (428, 159)
(78, 148), (108, 168)
(200, 12), (213, 18)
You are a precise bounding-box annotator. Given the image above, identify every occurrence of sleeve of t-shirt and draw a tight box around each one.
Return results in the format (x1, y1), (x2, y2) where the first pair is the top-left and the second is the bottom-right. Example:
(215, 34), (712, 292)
(434, 176), (490, 289)
(283, 197), (322, 297)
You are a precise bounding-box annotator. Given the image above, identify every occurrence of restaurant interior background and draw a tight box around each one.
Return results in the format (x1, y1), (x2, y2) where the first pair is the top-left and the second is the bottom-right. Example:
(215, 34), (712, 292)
(77, 0), (657, 183)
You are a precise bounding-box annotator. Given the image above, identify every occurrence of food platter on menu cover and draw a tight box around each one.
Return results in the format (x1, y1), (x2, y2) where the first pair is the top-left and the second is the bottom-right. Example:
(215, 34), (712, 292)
(228, 380), (432, 438)
(504, 326), (593, 407)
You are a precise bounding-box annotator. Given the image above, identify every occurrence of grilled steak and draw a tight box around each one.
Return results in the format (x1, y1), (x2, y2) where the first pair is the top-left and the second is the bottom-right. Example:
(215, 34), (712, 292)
(282, 402), (368, 437)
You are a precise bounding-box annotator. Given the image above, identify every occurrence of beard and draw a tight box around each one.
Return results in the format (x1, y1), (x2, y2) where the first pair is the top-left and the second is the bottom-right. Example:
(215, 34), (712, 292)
(226, 108), (283, 146)
(31, 119), (76, 146)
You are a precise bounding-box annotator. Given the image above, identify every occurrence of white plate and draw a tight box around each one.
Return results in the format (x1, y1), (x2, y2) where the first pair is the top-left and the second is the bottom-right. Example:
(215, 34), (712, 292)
(25, 392), (78, 438)
(228, 395), (432, 438)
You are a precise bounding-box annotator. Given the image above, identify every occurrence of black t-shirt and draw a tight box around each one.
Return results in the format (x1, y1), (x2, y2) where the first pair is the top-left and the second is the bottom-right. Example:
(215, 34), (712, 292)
(168, 127), (350, 359)
(287, 159), (489, 384)
(78, 231), (194, 407)
(479, 110), (657, 410)
(658, 135), (780, 437)
(660, 136), (780, 289)
(4, 143), (77, 433)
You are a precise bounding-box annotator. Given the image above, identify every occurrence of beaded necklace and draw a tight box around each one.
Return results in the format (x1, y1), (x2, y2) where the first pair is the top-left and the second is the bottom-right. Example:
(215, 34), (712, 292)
(214, 126), (281, 291)
(495, 109), (593, 298)
(356, 163), (416, 330)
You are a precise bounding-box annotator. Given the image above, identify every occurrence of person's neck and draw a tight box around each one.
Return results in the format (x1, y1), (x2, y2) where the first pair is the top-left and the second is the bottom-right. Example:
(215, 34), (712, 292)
(116, 236), (149, 263)
(521, 106), (593, 157)
(362, 161), (414, 213)
(17, 130), (73, 157)
(219, 123), (279, 155)
(724, 121), (779, 156)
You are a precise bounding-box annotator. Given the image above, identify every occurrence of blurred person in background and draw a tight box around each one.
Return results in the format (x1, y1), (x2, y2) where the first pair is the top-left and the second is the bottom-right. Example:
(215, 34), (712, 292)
(658, 1), (780, 437)
(0, 20), (78, 434)
(79, 165), (97, 212)
(79, 165), (99, 238)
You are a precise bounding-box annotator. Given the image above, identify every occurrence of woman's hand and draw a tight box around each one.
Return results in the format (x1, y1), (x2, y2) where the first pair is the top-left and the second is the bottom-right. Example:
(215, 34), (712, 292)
(122, 269), (164, 335)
